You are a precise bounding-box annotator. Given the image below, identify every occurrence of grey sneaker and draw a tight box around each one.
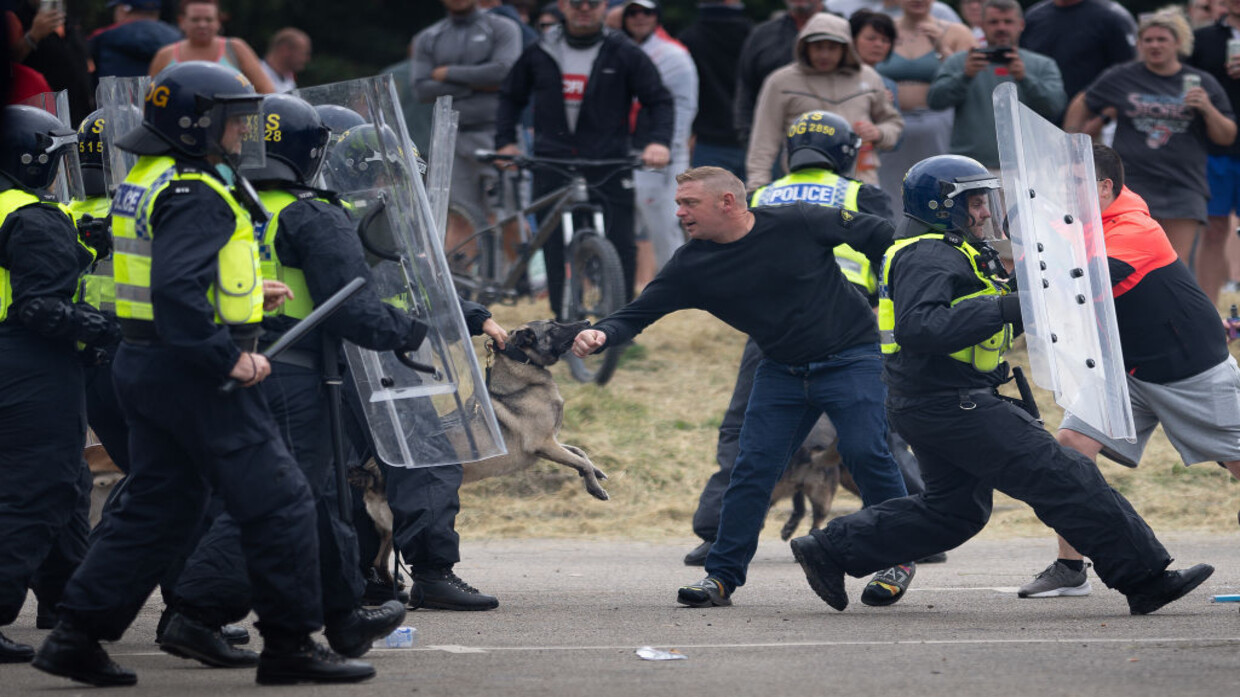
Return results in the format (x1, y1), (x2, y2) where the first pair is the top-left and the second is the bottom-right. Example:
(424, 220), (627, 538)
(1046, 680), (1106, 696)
(1018, 561), (1092, 598)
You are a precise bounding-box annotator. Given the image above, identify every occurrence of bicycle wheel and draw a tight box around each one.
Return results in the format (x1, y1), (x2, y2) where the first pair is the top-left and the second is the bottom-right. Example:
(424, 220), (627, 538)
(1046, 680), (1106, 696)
(446, 204), (498, 303)
(564, 231), (625, 385)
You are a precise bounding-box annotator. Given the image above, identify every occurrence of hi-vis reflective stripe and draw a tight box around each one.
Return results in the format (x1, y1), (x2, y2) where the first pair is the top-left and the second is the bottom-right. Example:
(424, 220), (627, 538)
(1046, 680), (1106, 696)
(113, 237), (151, 255)
(115, 285), (152, 303)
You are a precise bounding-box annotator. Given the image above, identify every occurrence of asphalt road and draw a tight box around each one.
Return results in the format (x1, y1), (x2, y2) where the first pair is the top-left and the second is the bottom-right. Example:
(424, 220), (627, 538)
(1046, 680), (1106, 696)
(5, 533), (1239, 696)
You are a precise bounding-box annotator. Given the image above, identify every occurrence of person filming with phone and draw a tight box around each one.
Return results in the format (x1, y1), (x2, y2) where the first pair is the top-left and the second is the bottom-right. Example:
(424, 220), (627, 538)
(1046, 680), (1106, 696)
(927, 0), (1065, 171)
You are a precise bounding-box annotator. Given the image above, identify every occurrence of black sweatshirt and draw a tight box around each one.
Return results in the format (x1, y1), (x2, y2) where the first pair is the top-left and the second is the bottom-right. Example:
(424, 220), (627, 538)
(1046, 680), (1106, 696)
(592, 202), (891, 364)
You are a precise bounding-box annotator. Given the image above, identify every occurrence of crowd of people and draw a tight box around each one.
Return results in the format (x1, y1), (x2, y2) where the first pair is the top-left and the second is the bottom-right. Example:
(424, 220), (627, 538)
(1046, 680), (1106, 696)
(3, 0), (1240, 689)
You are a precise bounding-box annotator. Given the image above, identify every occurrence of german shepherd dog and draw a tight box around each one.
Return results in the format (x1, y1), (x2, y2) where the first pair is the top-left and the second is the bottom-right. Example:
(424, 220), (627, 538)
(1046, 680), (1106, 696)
(351, 319), (609, 580)
(769, 417), (861, 540)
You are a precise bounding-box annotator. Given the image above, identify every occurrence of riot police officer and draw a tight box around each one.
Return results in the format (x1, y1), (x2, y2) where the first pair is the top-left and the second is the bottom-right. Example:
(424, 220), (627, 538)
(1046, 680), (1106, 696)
(325, 122), (503, 612)
(789, 155), (1215, 616)
(0, 104), (113, 664)
(160, 93), (419, 666)
(32, 62), (373, 686)
(72, 109), (129, 473)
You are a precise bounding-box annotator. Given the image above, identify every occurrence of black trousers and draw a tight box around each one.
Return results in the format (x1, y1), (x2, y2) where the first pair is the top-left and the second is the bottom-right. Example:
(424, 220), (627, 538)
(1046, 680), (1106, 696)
(173, 362), (364, 624)
(534, 167), (636, 318)
(692, 338), (926, 542)
(815, 390), (1171, 593)
(57, 343), (322, 640)
(84, 360), (130, 473)
(0, 331), (89, 626)
(342, 377), (464, 575)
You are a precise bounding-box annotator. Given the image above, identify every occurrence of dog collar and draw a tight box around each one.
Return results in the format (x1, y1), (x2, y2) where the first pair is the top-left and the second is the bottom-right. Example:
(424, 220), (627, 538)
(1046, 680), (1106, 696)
(485, 340), (533, 389)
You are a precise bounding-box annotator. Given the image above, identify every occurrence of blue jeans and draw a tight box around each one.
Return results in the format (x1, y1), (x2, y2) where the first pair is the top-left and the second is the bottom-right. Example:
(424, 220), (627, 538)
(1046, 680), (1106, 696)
(703, 343), (907, 592)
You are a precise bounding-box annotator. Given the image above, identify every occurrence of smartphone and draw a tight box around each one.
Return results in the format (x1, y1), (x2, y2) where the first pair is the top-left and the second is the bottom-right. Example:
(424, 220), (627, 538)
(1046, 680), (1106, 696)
(44, 0), (63, 13)
(977, 46), (1012, 64)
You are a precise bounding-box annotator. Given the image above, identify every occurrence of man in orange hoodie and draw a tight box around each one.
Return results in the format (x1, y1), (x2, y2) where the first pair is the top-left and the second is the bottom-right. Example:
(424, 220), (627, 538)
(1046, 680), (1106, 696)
(1017, 143), (1240, 600)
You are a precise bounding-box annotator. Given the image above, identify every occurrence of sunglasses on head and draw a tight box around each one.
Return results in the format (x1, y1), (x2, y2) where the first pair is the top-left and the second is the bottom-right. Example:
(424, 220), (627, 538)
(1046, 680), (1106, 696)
(625, 6), (656, 16)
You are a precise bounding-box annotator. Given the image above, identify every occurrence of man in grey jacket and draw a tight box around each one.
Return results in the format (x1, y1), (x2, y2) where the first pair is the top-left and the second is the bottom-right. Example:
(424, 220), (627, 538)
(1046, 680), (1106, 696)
(621, 0), (697, 273)
(413, 0), (522, 247)
(926, 0), (1065, 169)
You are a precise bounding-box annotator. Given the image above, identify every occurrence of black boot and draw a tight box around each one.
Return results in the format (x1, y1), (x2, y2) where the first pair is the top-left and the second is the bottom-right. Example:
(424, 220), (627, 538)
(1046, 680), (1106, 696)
(412, 568), (499, 611)
(221, 624), (250, 646)
(361, 567), (410, 606)
(256, 635), (375, 685)
(35, 601), (55, 630)
(31, 622), (137, 687)
(0, 630), (34, 664)
(324, 600), (406, 658)
(1126, 564), (1215, 615)
(683, 541), (712, 566)
(157, 612), (259, 668)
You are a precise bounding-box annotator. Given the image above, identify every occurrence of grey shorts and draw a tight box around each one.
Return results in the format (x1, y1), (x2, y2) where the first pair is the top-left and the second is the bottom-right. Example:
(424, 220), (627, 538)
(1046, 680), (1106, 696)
(1060, 355), (1240, 467)
(1127, 177), (1208, 224)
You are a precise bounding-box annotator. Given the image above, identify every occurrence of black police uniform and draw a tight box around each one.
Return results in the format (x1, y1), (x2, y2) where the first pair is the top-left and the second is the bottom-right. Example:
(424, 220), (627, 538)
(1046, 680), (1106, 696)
(172, 187), (428, 627)
(55, 163), (324, 643)
(810, 234), (1173, 593)
(0, 186), (105, 650)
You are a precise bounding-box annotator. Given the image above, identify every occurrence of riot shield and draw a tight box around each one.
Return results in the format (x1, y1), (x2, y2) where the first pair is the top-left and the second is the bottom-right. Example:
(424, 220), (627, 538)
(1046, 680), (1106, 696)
(426, 96), (458, 238)
(993, 83), (1135, 441)
(18, 90), (84, 203)
(296, 75), (504, 468)
(96, 76), (150, 193)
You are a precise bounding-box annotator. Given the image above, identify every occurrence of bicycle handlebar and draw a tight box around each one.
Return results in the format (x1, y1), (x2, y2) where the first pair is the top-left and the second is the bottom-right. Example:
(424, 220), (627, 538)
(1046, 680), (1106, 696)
(474, 150), (643, 171)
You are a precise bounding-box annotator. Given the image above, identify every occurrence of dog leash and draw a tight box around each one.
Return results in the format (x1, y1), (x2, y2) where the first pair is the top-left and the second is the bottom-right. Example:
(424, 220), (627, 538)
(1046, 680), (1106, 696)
(484, 340), (532, 389)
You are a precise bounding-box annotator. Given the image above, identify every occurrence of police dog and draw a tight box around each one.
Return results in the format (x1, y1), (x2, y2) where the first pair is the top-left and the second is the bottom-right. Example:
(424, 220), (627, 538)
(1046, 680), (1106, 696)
(769, 417), (861, 540)
(460, 318), (609, 499)
(351, 319), (608, 582)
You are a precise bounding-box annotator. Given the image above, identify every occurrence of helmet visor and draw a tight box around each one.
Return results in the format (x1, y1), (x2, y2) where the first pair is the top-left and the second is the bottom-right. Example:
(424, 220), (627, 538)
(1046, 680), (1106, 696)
(47, 131), (86, 203)
(946, 174), (1005, 242)
(210, 96), (266, 171)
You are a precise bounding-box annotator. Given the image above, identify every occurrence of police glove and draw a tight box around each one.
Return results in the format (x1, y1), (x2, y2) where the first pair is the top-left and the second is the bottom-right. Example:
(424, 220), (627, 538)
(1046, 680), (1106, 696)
(77, 215), (113, 260)
(402, 316), (430, 353)
(998, 294), (1023, 324)
(75, 305), (122, 348)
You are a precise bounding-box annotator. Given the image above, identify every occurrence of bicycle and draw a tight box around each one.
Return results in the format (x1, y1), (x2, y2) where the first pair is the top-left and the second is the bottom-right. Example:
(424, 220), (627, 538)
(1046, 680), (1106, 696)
(447, 151), (639, 386)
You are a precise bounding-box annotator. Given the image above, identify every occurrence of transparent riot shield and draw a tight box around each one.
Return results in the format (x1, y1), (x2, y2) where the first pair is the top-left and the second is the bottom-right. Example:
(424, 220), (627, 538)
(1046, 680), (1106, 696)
(993, 82), (1135, 441)
(426, 96), (458, 237)
(296, 75), (504, 468)
(18, 90), (84, 203)
(96, 76), (150, 192)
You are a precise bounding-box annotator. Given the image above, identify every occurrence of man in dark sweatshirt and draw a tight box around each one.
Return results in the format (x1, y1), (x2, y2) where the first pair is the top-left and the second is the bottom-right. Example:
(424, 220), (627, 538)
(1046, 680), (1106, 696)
(571, 166), (910, 608)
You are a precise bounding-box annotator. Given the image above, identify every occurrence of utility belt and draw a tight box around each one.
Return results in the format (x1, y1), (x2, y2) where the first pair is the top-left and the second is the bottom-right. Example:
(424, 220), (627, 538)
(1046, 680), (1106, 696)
(888, 369), (1041, 422)
(120, 319), (261, 352)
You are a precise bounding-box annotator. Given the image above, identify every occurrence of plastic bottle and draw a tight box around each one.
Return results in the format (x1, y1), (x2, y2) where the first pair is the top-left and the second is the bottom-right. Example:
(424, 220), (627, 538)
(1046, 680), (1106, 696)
(376, 626), (417, 648)
(1229, 304), (1240, 341)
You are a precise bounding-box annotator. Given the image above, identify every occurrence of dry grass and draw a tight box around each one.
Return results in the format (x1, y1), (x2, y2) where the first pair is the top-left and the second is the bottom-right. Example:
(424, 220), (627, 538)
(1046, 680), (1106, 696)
(457, 297), (1240, 543)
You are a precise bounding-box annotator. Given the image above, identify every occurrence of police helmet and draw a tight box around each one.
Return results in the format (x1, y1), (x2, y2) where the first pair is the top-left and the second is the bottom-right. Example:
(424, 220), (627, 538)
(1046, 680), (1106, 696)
(0, 105), (78, 192)
(77, 109), (109, 197)
(901, 155), (1004, 242)
(786, 111), (862, 176)
(323, 123), (418, 191)
(117, 61), (263, 160)
(248, 94), (331, 185)
(313, 104), (366, 141)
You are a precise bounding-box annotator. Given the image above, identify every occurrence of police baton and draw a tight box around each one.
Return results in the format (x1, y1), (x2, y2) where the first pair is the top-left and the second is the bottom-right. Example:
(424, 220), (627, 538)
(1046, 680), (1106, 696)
(1011, 366), (1042, 424)
(219, 276), (368, 394)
